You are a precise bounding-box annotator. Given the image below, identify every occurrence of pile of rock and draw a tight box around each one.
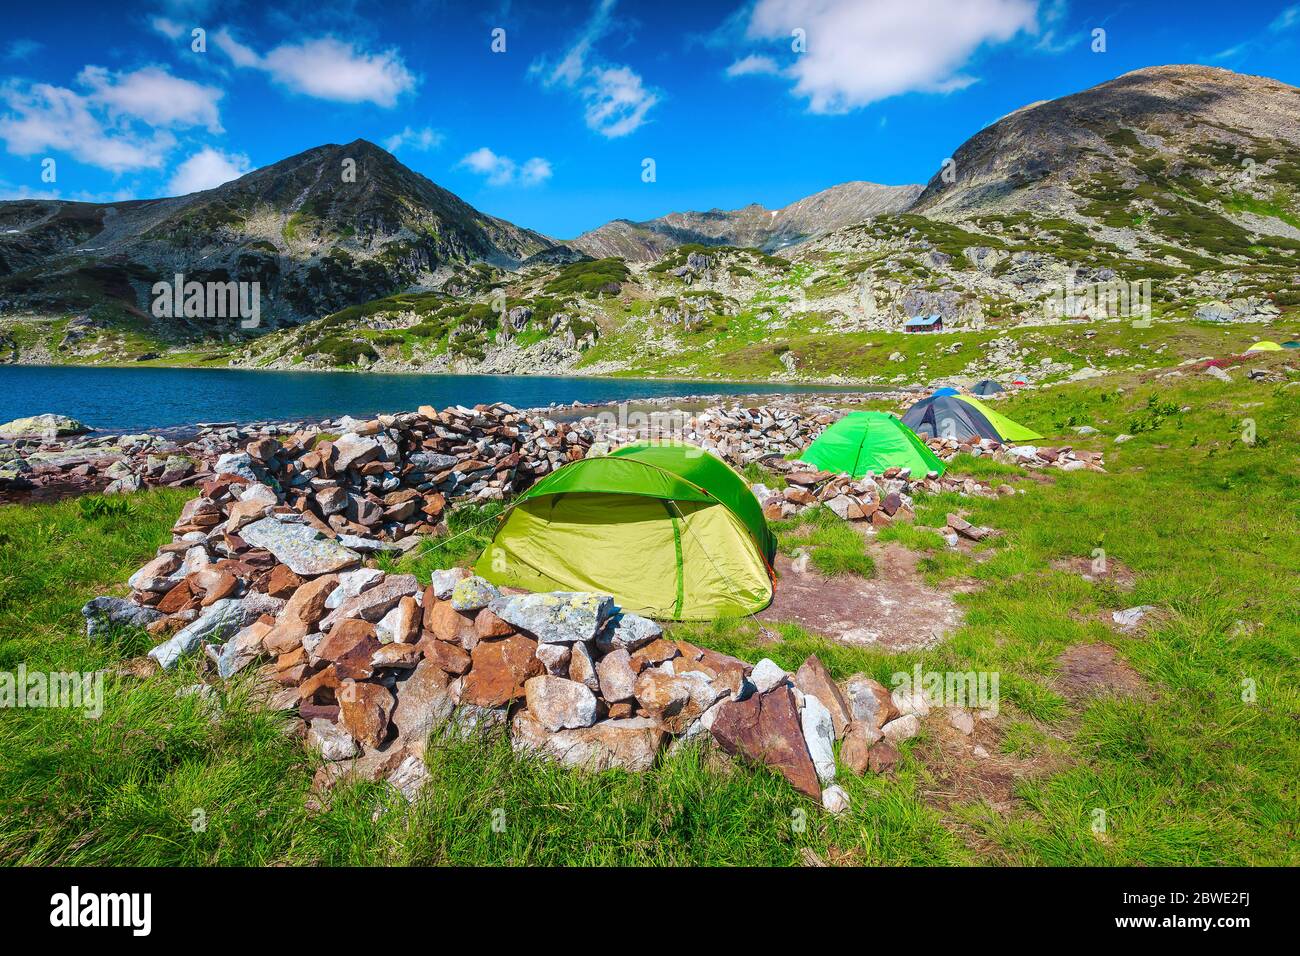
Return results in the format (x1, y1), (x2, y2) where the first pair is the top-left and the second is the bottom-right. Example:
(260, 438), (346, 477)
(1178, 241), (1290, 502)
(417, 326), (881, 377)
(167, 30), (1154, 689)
(0, 430), (198, 497)
(996, 444), (1106, 472)
(577, 401), (834, 468)
(87, 556), (927, 809)
(751, 464), (1014, 524)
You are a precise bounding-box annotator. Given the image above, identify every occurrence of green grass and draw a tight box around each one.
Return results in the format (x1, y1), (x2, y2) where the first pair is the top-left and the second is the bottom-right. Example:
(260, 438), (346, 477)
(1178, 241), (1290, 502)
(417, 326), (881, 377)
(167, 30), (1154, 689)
(1, 358), (1297, 865)
(771, 505), (876, 577)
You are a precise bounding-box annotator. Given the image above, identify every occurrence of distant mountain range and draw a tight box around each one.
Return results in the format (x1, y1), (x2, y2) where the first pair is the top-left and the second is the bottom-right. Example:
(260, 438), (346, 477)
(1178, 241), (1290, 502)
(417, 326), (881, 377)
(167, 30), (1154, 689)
(1, 64), (1298, 373)
(569, 181), (923, 261)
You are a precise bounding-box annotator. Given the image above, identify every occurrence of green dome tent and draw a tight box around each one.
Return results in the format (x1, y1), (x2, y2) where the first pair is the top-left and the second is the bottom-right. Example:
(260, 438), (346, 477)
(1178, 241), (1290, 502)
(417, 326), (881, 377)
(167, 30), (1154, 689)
(798, 411), (945, 478)
(1245, 341), (1283, 352)
(475, 442), (775, 621)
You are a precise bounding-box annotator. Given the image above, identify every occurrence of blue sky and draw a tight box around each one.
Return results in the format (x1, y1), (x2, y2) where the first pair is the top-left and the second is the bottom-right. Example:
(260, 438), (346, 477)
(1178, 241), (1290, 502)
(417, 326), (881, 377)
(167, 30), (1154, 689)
(2, 0), (1299, 238)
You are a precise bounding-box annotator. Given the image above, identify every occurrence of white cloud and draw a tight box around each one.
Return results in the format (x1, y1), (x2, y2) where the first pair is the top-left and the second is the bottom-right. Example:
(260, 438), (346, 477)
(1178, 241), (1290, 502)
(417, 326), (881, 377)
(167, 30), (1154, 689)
(214, 31), (416, 107)
(459, 147), (552, 187)
(534, 0), (659, 137)
(383, 126), (444, 153)
(150, 17), (186, 40)
(1270, 5), (1300, 32)
(0, 81), (175, 172)
(725, 54), (780, 77)
(166, 146), (251, 195)
(79, 65), (223, 132)
(739, 0), (1039, 113)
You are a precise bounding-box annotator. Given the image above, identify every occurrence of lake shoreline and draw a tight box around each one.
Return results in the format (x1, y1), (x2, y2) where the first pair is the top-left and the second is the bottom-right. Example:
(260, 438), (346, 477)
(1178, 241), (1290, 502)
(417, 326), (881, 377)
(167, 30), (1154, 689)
(0, 365), (875, 435)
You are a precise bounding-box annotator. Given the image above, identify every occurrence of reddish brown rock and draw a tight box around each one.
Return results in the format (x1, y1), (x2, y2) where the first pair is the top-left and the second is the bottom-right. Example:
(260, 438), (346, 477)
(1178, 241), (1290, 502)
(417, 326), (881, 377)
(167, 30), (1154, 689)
(281, 574), (339, 629)
(197, 571), (240, 607)
(793, 655), (852, 739)
(474, 607), (515, 638)
(419, 635), (471, 675)
(632, 666), (691, 718)
(708, 685), (820, 799)
(338, 680), (396, 747)
(868, 740), (901, 774)
(156, 579), (195, 614)
(262, 617), (309, 656)
(839, 721), (882, 775)
(266, 564), (304, 598)
(424, 597), (478, 647)
(628, 638), (681, 671)
(460, 634), (542, 707)
(316, 618), (382, 680)
(298, 664), (342, 703)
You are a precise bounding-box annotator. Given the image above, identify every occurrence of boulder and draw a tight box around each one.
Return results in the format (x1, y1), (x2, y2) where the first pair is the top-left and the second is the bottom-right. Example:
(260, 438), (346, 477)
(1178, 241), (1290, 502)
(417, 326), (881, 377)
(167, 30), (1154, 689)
(82, 596), (164, 639)
(793, 655), (852, 739)
(450, 576), (499, 611)
(239, 517), (361, 576)
(0, 413), (90, 440)
(800, 694), (837, 784)
(881, 713), (920, 742)
(709, 685), (821, 799)
(511, 711), (666, 772)
(460, 634), (543, 707)
(338, 680), (395, 747)
(488, 591), (615, 644)
(595, 648), (638, 702)
(390, 660), (456, 753)
(308, 718), (360, 761)
(750, 658), (788, 693)
(148, 593), (283, 669)
(524, 675), (599, 731)
(845, 676), (899, 730)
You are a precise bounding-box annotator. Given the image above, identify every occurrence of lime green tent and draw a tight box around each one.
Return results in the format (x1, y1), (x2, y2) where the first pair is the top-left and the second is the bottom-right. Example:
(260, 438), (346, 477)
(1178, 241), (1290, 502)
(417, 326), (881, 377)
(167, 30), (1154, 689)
(475, 442), (775, 621)
(798, 412), (946, 478)
(958, 396), (1044, 442)
(1245, 341), (1283, 352)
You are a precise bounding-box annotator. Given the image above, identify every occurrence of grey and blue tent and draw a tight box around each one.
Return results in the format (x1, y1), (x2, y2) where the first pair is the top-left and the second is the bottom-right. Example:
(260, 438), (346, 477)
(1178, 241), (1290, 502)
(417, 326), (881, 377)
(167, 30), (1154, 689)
(902, 394), (1042, 443)
(971, 379), (1005, 396)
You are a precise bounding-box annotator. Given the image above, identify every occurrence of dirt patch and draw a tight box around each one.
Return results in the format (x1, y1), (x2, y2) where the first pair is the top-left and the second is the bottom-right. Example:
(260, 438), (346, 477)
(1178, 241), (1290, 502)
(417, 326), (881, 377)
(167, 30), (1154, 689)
(758, 542), (973, 651)
(1055, 643), (1148, 700)
(915, 716), (1064, 816)
(1051, 555), (1137, 589)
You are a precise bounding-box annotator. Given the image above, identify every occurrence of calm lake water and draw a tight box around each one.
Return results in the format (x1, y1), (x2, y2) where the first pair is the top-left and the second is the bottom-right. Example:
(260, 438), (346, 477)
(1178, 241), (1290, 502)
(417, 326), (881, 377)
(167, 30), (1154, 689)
(0, 365), (843, 433)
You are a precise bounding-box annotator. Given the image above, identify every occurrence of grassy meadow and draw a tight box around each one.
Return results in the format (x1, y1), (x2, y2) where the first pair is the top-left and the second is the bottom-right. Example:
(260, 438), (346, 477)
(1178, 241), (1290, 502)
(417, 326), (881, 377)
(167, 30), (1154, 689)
(0, 356), (1296, 865)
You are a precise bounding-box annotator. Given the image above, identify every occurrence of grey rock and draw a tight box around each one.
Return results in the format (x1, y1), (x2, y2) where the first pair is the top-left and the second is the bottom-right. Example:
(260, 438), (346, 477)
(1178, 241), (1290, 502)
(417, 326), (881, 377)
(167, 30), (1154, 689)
(489, 591), (615, 644)
(308, 718), (360, 761)
(750, 658), (788, 693)
(81, 596), (164, 638)
(148, 593), (283, 669)
(595, 611), (662, 652)
(450, 575), (499, 611)
(800, 693), (837, 784)
(239, 517), (361, 576)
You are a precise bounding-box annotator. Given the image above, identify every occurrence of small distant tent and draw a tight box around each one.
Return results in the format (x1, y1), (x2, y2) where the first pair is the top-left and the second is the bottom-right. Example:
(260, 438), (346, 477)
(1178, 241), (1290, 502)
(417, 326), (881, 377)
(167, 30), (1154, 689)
(931, 386), (960, 397)
(1245, 341), (1283, 352)
(1282, 341), (1300, 349)
(971, 379), (1005, 396)
(902, 394), (1042, 443)
(798, 412), (945, 479)
(474, 442), (775, 621)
